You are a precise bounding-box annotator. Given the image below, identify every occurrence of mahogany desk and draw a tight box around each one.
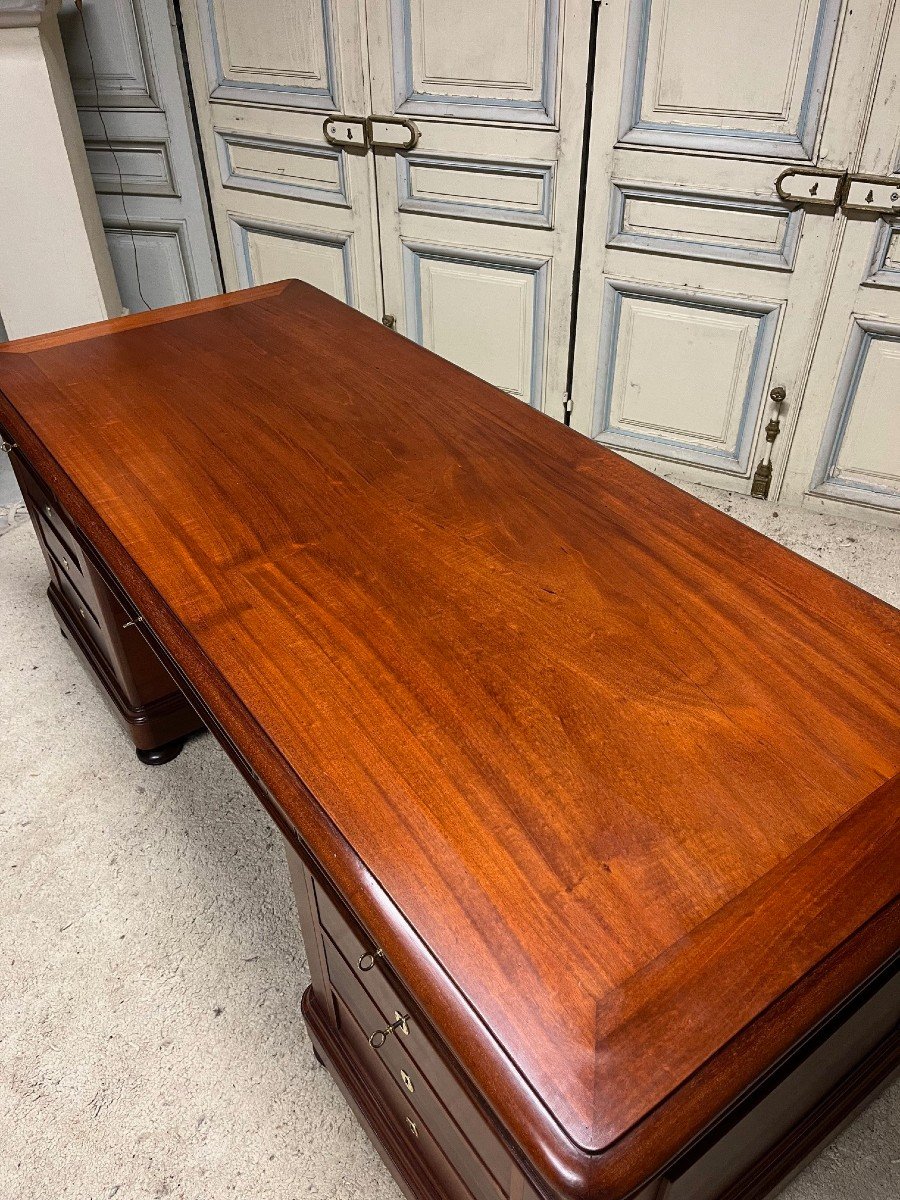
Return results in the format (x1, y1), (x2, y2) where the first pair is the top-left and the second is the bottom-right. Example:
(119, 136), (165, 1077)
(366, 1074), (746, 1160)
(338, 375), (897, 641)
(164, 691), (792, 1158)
(0, 281), (897, 1200)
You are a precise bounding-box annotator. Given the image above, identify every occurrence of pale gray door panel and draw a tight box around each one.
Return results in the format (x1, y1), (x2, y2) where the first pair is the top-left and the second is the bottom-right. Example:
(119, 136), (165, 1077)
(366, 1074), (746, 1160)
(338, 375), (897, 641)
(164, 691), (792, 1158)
(60, 0), (221, 310)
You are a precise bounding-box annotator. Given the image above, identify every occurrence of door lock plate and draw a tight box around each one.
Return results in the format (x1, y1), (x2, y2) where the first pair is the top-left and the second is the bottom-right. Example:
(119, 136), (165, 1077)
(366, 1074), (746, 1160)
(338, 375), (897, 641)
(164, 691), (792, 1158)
(322, 116), (368, 149)
(775, 168), (845, 207)
(841, 174), (900, 214)
(366, 116), (420, 152)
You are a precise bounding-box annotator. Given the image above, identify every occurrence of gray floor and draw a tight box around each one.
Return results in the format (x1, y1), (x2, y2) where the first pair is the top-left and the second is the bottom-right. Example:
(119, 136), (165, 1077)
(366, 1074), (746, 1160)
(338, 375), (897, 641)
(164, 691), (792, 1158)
(1, 453), (27, 534)
(1, 450), (22, 504)
(0, 491), (897, 1200)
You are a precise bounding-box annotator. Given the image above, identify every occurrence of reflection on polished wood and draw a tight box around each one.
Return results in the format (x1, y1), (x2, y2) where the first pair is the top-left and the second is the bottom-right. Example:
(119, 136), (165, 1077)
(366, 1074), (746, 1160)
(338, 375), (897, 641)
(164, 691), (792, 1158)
(0, 281), (897, 1200)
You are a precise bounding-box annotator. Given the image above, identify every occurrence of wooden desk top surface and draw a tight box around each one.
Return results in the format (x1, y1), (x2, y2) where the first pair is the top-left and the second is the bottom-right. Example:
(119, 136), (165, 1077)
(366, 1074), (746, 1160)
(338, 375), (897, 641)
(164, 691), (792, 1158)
(1, 281), (897, 1197)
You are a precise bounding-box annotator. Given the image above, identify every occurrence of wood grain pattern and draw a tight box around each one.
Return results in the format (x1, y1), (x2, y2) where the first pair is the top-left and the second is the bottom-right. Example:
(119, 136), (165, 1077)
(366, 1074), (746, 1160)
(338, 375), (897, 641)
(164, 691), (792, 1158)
(0, 281), (897, 1199)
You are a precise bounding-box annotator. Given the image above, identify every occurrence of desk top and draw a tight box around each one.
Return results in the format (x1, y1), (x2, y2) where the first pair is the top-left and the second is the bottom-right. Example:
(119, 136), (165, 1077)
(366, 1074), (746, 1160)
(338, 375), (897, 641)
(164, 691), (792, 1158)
(1, 281), (897, 1198)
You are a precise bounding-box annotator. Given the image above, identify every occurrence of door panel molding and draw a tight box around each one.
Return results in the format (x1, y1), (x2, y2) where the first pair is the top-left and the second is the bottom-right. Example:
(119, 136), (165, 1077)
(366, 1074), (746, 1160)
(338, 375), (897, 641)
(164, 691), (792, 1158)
(60, 0), (159, 110)
(103, 218), (194, 310)
(401, 240), (549, 407)
(215, 131), (350, 207)
(85, 138), (177, 197)
(388, 0), (561, 124)
(607, 183), (803, 270)
(397, 154), (555, 228)
(593, 280), (780, 472)
(617, 0), (843, 159)
(864, 219), (900, 288)
(196, 0), (339, 110)
(230, 213), (355, 304)
(809, 317), (900, 510)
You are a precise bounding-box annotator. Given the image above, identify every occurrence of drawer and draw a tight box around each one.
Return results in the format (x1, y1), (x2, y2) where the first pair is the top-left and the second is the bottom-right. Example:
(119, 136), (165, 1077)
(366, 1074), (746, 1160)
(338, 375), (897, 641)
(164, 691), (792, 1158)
(10, 447), (55, 514)
(35, 506), (85, 583)
(314, 882), (511, 1193)
(55, 569), (124, 686)
(57, 568), (104, 637)
(323, 931), (509, 1199)
(41, 513), (115, 646)
(334, 991), (478, 1200)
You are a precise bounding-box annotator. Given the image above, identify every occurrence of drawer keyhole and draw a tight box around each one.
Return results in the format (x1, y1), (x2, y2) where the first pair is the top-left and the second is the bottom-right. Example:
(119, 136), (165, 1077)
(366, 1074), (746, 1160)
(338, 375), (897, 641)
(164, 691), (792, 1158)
(405, 1117), (418, 1138)
(400, 1069), (414, 1094)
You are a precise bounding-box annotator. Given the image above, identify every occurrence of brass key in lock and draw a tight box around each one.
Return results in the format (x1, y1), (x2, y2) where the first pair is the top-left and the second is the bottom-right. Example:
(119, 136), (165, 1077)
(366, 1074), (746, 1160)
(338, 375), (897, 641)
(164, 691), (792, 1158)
(368, 1011), (410, 1049)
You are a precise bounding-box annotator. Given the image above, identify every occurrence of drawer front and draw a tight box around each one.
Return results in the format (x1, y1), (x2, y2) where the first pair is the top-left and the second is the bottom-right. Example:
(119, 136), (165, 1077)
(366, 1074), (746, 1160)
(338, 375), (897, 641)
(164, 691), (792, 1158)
(334, 992), (479, 1200)
(56, 568), (104, 637)
(322, 927), (510, 1198)
(15, 455), (112, 630)
(326, 937), (504, 1200)
(10, 447), (54, 514)
(35, 506), (85, 583)
(55, 566), (124, 667)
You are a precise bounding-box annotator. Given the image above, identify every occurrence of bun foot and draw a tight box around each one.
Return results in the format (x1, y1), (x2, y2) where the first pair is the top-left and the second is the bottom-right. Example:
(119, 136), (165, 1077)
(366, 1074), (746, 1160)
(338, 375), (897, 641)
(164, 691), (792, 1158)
(136, 738), (186, 766)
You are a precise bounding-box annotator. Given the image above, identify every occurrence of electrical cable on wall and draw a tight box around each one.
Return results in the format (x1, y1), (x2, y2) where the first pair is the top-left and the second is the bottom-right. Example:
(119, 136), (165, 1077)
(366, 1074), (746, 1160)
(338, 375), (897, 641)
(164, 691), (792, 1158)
(74, 0), (151, 311)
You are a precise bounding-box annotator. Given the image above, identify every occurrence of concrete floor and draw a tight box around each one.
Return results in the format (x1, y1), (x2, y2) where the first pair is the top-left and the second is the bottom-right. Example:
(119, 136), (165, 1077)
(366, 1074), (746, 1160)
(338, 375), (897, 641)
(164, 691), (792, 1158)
(0, 453), (27, 534)
(0, 451), (21, 504)
(0, 492), (897, 1200)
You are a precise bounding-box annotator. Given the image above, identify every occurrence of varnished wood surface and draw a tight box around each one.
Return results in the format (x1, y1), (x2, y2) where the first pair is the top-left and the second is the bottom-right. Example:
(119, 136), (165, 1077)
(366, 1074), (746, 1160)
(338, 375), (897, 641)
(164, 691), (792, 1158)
(1, 281), (897, 1198)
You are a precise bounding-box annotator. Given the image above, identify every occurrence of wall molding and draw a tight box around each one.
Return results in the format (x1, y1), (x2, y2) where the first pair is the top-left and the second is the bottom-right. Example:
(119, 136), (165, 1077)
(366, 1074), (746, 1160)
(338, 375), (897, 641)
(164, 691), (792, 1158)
(607, 182), (802, 271)
(809, 317), (900, 511)
(593, 279), (780, 473)
(0, 1), (49, 29)
(616, 0), (842, 159)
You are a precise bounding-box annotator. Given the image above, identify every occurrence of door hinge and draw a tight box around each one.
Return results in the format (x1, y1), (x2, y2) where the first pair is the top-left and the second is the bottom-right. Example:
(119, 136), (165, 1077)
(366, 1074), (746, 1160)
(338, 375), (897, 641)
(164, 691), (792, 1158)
(563, 393), (573, 426)
(382, 313), (397, 330)
(751, 386), (786, 500)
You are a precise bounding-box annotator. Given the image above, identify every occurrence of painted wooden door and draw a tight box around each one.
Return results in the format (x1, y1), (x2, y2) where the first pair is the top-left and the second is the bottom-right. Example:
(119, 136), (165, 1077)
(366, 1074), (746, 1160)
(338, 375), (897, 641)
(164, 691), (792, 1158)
(59, 0), (220, 310)
(365, 0), (591, 417)
(178, 0), (382, 317)
(780, 3), (900, 522)
(568, 0), (896, 508)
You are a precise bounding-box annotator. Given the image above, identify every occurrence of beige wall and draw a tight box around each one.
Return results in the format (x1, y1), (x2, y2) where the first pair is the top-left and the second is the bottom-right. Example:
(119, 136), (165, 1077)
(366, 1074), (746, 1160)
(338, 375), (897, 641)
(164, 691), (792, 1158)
(0, 0), (120, 339)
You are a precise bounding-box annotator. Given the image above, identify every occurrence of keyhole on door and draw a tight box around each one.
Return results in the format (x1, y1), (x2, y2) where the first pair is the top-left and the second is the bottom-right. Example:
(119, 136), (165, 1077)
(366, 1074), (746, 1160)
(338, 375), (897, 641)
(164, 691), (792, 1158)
(809, 181), (819, 196)
(347, 128), (354, 141)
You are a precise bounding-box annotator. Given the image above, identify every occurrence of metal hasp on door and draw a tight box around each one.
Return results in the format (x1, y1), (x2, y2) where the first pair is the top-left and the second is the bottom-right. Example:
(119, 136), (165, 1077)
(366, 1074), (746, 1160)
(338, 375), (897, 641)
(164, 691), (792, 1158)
(776, 168), (900, 215)
(776, 168), (845, 206)
(322, 117), (369, 149)
(366, 117), (420, 151)
(320, 115), (420, 152)
(179, 0), (592, 424)
(840, 174), (900, 214)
